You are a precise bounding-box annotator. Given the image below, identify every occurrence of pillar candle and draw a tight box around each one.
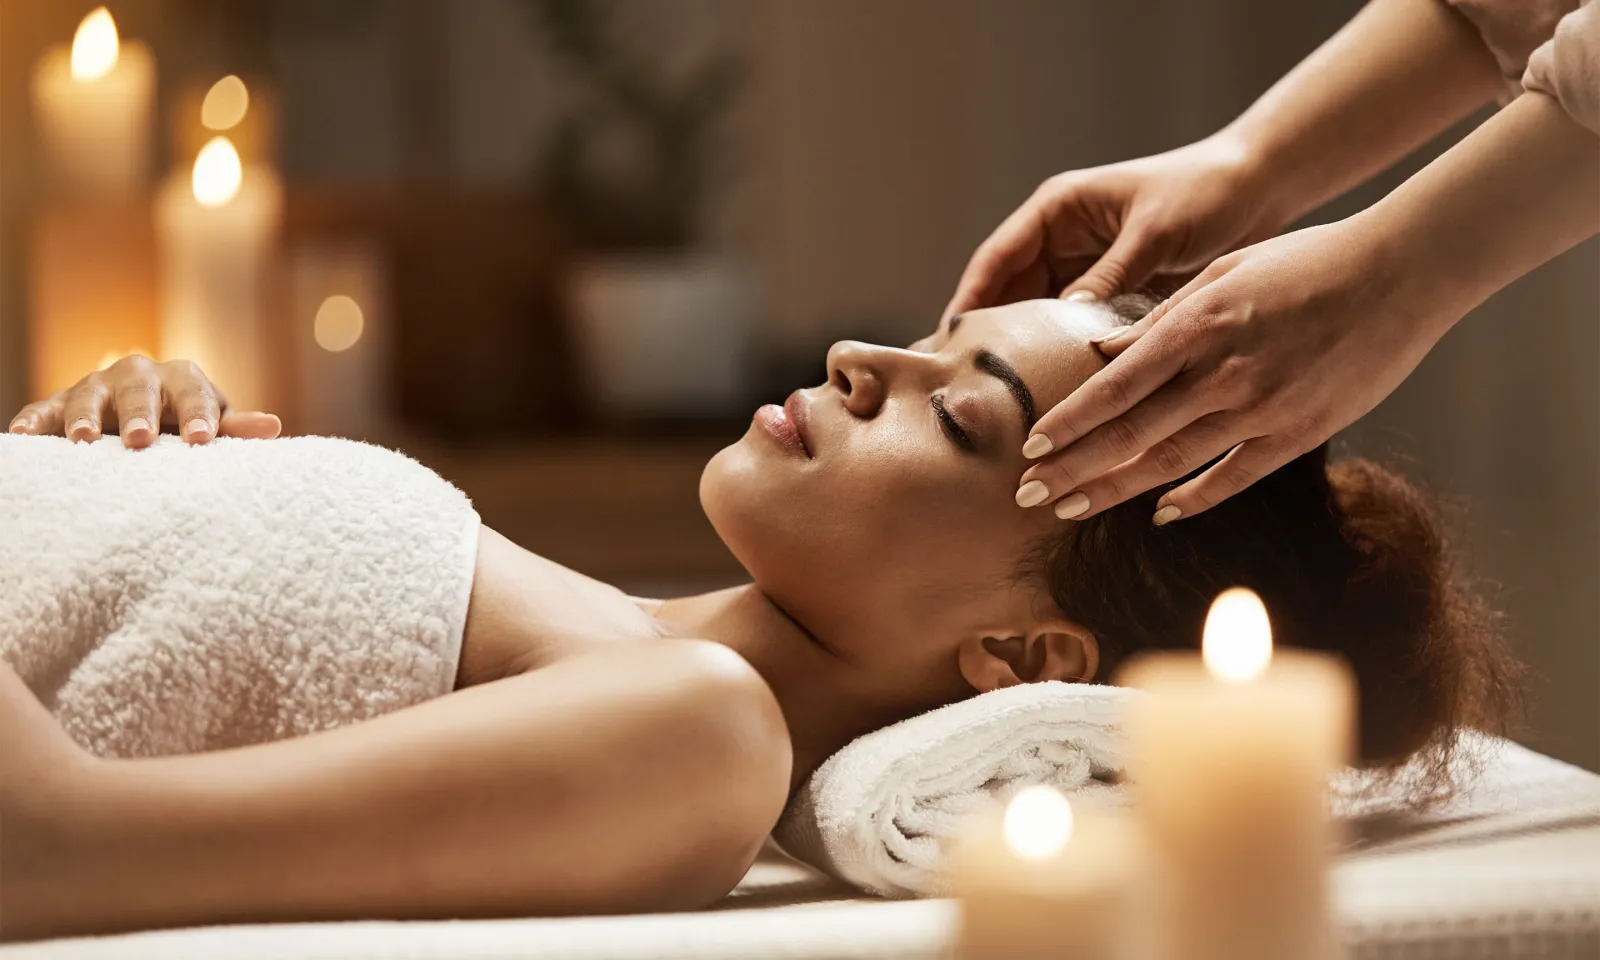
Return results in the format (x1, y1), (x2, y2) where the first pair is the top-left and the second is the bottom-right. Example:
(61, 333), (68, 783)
(947, 787), (1142, 960)
(31, 8), (155, 198)
(156, 136), (283, 412)
(1118, 588), (1356, 960)
(286, 239), (393, 439)
(27, 200), (159, 398)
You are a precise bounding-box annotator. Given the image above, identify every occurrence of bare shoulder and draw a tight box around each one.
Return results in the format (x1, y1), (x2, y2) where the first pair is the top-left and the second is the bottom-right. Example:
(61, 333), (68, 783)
(608, 638), (793, 904)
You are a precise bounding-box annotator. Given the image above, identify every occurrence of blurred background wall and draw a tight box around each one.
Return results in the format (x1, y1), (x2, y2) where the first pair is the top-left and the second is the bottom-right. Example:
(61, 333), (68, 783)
(1, 0), (1594, 770)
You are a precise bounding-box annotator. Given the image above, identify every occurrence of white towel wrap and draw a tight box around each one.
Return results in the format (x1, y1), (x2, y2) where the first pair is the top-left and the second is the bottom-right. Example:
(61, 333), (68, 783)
(0, 434), (480, 759)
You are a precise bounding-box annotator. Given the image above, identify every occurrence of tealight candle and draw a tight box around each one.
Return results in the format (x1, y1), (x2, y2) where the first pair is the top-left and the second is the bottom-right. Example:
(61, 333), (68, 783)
(1118, 588), (1355, 960)
(31, 7), (155, 198)
(948, 787), (1141, 960)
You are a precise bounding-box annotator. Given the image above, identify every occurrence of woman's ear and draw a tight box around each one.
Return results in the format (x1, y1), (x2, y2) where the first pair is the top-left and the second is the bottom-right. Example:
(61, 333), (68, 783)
(956, 620), (1099, 694)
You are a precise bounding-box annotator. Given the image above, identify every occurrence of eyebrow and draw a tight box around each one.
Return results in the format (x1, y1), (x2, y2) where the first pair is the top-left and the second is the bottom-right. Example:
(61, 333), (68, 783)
(975, 350), (1035, 429)
(947, 314), (964, 334)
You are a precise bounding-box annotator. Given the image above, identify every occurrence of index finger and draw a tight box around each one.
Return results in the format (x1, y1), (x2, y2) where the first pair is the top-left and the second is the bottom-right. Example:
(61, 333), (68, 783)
(1022, 322), (1189, 459)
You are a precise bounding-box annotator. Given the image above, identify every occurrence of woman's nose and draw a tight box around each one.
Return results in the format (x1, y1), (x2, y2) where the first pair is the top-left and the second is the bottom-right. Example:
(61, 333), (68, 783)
(825, 340), (915, 417)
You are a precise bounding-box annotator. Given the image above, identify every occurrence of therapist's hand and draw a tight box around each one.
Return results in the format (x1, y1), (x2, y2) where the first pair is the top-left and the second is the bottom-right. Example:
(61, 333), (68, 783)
(1015, 215), (1456, 523)
(943, 134), (1288, 319)
(7, 355), (282, 448)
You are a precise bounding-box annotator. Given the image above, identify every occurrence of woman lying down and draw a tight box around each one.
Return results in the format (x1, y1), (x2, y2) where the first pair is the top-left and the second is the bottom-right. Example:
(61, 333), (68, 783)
(0, 295), (1522, 940)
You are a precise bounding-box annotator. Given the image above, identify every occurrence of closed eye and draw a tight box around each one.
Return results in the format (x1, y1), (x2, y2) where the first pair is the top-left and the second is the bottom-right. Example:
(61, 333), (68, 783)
(932, 395), (976, 452)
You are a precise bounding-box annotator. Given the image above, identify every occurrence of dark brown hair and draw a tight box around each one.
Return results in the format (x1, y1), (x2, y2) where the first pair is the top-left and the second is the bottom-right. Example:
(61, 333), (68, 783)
(1030, 295), (1524, 789)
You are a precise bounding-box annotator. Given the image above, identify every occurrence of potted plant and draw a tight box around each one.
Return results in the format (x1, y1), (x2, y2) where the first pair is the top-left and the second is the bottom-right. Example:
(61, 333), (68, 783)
(522, 0), (756, 421)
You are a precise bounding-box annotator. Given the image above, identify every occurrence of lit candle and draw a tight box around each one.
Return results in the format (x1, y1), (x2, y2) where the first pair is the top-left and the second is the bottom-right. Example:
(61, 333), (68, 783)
(31, 7), (155, 197)
(155, 136), (283, 411)
(1119, 588), (1355, 960)
(286, 239), (393, 439)
(947, 787), (1141, 960)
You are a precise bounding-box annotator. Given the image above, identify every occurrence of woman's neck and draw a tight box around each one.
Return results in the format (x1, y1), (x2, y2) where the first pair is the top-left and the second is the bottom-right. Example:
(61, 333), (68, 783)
(653, 584), (915, 793)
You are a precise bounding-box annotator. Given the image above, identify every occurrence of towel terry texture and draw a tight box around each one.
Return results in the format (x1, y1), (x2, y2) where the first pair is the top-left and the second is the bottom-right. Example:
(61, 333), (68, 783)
(773, 681), (1129, 898)
(0, 434), (480, 759)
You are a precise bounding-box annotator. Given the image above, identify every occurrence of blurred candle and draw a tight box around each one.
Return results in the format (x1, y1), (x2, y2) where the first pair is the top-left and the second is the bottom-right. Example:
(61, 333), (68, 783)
(31, 7), (155, 197)
(287, 239), (393, 439)
(27, 201), (158, 397)
(948, 788), (1140, 960)
(156, 136), (283, 411)
(1119, 588), (1355, 960)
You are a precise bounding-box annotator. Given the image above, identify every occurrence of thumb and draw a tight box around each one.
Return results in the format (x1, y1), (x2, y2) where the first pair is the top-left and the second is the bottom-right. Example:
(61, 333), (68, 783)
(218, 410), (283, 439)
(1060, 224), (1165, 302)
(1088, 283), (1191, 357)
(1089, 311), (1155, 358)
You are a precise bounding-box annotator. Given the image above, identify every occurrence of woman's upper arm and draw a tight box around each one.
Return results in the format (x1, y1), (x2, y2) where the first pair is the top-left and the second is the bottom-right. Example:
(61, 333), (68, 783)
(21, 639), (791, 939)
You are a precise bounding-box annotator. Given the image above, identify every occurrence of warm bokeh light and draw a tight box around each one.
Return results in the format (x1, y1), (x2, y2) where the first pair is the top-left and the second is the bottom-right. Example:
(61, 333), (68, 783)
(192, 136), (243, 207)
(1202, 587), (1273, 684)
(97, 347), (149, 370)
(314, 295), (365, 352)
(70, 8), (119, 82)
(1002, 786), (1074, 861)
(201, 75), (250, 131)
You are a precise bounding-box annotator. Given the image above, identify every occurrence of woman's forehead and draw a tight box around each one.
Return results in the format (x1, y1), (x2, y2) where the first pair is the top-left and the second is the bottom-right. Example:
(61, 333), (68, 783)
(959, 300), (1117, 407)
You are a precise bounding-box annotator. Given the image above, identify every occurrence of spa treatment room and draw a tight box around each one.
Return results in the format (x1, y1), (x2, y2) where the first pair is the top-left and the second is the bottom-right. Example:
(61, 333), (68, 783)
(1, 0), (1597, 957)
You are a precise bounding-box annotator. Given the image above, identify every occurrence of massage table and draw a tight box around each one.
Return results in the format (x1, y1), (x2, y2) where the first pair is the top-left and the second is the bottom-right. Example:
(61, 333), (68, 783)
(7, 739), (1597, 960)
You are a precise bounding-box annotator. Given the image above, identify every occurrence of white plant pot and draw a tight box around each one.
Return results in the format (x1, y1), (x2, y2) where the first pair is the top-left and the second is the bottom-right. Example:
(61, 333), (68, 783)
(566, 254), (758, 420)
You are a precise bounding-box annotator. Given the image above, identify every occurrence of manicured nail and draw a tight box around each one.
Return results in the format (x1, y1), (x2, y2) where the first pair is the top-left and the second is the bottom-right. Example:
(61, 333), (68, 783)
(8, 419), (28, 434)
(1022, 434), (1054, 459)
(184, 418), (211, 440)
(1015, 480), (1050, 508)
(1065, 290), (1099, 303)
(123, 417), (152, 441)
(1153, 504), (1182, 526)
(1055, 492), (1090, 519)
(68, 418), (93, 440)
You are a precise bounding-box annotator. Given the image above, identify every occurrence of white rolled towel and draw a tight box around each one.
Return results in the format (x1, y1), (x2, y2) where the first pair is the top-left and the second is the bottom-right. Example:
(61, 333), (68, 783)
(772, 681), (1132, 898)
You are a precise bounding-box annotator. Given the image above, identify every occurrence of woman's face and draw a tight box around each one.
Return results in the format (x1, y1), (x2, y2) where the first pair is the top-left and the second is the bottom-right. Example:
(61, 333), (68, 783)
(701, 299), (1121, 678)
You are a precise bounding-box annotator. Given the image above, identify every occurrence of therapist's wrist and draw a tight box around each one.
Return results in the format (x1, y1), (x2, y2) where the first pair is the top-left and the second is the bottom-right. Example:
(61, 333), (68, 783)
(1339, 204), (1473, 344)
(1204, 124), (1314, 237)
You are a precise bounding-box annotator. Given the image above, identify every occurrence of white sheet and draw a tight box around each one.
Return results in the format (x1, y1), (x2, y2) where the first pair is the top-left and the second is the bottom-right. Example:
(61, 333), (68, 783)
(6, 739), (1598, 960)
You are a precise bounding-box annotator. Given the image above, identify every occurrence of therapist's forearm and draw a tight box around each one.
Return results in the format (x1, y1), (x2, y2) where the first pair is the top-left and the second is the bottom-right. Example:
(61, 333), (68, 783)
(1360, 91), (1600, 330)
(1219, 0), (1504, 228)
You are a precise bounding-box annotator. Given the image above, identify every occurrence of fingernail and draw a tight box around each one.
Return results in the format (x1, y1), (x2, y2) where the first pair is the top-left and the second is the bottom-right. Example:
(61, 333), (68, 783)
(123, 417), (152, 440)
(1055, 492), (1090, 519)
(1152, 504), (1182, 526)
(8, 419), (28, 434)
(1015, 480), (1050, 508)
(1065, 291), (1099, 303)
(1090, 327), (1131, 345)
(184, 418), (211, 440)
(68, 418), (93, 440)
(1022, 434), (1054, 459)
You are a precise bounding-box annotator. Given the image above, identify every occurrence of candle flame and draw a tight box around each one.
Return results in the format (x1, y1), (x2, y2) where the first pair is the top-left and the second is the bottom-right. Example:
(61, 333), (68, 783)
(192, 136), (243, 207)
(201, 75), (250, 131)
(1202, 587), (1272, 684)
(71, 7), (120, 82)
(314, 296), (365, 353)
(1002, 786), (1073, 861)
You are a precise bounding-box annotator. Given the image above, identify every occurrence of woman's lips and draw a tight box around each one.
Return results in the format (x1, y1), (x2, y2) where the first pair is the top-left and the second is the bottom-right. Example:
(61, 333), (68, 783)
(754, 391), (813, 459)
